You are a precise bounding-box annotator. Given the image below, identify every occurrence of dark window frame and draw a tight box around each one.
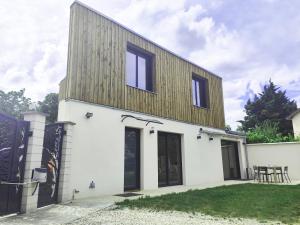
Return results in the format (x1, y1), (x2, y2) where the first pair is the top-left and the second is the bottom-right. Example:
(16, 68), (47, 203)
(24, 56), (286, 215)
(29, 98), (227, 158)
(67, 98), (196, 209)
(124, 127), (141, 191)
(192, 74), (209, 109)
(221, 140), (241, 180)
(157, 131), (183, 187)
(126, 43), (154, 92)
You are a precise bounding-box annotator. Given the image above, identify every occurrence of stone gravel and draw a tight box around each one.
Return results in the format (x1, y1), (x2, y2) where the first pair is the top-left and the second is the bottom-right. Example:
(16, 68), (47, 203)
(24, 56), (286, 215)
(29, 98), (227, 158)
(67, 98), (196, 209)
(69, 207), (282, 225)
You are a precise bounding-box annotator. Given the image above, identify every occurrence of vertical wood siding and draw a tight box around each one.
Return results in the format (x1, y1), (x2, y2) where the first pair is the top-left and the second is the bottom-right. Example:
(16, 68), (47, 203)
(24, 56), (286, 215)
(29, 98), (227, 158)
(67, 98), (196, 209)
(59, 3), (225, 129)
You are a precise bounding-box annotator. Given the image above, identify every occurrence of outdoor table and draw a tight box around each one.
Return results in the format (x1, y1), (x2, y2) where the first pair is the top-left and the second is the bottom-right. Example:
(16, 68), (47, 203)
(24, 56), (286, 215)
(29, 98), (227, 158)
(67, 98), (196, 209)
(257, 166), (283, 183)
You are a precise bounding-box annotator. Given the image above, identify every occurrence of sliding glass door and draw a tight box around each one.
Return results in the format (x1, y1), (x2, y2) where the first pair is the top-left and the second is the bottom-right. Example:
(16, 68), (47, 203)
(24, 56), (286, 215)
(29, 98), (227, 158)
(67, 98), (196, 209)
(158, 132), (182, 187)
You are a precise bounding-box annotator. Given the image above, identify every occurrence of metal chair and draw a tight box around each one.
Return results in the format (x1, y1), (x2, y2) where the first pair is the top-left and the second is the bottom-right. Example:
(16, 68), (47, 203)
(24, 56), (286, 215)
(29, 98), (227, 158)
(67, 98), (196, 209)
(274, 167), (283, 183)
(283, 166), (291, 183)
(253, 166), (259, 181)
(259, 167), (273, 183)
(267, 167), (275, 183)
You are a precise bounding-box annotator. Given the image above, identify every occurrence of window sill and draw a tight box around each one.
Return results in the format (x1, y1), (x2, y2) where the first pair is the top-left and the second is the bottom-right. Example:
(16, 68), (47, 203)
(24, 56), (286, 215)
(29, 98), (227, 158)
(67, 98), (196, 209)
(126, 85), (157, 95)
(193, 105), (210, 110)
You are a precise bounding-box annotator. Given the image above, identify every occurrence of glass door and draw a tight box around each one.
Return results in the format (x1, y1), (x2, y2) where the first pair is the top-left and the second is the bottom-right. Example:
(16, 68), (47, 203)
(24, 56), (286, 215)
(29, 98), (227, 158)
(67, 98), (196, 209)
(158, 132), (182, 187)
(221, 140), (241, 180)
(124, 128), (140, 191)
(158, 134), (167, 187)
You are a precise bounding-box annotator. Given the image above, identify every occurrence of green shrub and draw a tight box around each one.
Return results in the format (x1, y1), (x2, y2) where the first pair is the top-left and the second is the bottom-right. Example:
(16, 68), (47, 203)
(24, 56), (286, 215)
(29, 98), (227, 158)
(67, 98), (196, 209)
(246, 120), (300, 144)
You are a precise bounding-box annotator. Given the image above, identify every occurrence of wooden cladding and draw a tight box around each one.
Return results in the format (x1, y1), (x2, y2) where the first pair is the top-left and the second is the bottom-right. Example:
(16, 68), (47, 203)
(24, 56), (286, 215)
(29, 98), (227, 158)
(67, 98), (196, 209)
(59, 2), (225, 129)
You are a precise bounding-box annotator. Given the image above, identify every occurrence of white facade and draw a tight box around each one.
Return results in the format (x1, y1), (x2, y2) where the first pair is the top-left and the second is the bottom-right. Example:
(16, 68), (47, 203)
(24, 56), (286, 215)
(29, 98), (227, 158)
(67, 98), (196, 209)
(58, 99), (247, 199)
(292, 112), (300, 137)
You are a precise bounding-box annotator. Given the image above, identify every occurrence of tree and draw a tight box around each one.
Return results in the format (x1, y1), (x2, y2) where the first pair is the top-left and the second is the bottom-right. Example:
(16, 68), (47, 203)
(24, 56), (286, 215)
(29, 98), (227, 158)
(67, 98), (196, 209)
(38, 93), (59, 123)
(225, 124), (232, 131)
(236, 125), (244, 132)
(239, 80), (297, 135)
(0, 89), (31, 119)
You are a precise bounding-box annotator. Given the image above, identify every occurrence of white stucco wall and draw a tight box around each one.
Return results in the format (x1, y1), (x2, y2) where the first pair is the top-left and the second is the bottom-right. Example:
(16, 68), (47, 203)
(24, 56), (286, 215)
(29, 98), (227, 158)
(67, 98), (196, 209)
(247, 142), (300, 180)
(292, 113), (300, 137)
(58, 99), (247, 199)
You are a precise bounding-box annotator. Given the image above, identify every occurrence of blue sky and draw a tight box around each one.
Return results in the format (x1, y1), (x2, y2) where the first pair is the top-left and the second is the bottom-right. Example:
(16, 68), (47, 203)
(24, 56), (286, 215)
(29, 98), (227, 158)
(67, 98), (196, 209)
(1, 0), (299, 129)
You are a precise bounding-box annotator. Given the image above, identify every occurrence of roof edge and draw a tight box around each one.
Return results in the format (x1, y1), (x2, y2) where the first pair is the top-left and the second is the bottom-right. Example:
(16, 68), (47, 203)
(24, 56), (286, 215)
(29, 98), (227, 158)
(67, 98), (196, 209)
(286, 109), (300, 120)
(71, 1), (222, 80)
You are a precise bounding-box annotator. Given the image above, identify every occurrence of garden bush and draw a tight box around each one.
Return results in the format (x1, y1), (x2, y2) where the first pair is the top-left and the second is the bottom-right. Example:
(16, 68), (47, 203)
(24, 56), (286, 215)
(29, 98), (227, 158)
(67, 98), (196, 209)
(246, 120), (300, 144)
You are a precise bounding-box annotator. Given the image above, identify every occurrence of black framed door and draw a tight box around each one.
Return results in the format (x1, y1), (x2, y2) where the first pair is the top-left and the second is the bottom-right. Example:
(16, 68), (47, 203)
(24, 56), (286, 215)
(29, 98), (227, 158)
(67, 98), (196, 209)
(158, 132), (182, 187)
(221, 140), (241, 180)
(124, 128), (140, 191)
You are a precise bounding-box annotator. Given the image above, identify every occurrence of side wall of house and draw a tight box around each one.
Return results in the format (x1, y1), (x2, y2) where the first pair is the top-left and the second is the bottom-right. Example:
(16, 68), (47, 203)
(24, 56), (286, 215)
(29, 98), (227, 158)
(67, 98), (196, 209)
(292, 113), (300, 137)
(247, 142), (300, 180)
(58, 100), (246, 198)
(59, 2), (225, 129)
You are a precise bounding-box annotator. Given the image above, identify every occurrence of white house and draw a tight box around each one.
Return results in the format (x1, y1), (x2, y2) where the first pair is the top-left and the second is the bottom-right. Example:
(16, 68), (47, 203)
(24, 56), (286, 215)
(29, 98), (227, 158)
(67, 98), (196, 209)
(287, 109), (300, 137)
(57, 1), (247, 200)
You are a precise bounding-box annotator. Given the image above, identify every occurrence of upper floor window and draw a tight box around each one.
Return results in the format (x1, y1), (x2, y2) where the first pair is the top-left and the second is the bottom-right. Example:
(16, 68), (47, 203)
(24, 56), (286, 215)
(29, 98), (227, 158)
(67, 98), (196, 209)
(192, 74), (208, 108)
(126, 44), (154, 92)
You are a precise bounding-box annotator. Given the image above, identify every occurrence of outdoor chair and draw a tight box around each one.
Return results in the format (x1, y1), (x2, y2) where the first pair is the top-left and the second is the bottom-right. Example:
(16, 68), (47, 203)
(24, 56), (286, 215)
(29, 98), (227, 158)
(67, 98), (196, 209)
(283, 166), (291, 183)
(267, 167), (275, 183)
(274, 167), (283, 183)
(258, 167), (273, 183)
(253, 166), (259, 181)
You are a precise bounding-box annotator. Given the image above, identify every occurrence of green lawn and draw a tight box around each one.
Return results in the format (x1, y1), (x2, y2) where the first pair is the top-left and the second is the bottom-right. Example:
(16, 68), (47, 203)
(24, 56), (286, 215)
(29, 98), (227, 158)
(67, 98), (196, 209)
(116, 184), (300, 224)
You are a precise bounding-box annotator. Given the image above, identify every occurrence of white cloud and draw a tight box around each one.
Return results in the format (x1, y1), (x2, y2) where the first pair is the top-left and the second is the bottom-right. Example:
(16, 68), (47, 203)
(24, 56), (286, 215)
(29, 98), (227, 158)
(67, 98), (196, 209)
(0, 0), (299, 130)
(189, 25), (252, 70)
(0, 0), (72, 100)
(224, 97), (245, 127)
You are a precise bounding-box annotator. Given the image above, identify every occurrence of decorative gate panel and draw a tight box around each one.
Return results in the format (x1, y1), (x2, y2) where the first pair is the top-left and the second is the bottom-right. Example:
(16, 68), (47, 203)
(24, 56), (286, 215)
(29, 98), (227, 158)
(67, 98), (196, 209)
(0, 113), (30, 216)
(37, 123), (64, 208)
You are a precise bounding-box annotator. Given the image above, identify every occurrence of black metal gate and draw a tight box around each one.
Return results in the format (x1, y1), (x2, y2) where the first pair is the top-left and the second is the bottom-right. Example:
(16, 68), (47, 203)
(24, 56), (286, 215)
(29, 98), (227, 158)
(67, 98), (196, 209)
(0, 113), (30, 216)
(37, 123), (64, 208)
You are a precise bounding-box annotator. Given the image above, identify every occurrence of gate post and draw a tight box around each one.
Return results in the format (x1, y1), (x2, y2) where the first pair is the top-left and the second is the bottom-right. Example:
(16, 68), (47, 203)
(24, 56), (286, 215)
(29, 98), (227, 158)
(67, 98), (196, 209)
(57, 121), (75, 203)
(21, 112), (47, 213)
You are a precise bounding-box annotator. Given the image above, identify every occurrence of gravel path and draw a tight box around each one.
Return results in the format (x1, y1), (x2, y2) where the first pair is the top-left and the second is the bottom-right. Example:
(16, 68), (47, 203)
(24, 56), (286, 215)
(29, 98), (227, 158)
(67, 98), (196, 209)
(69, 207), (282, 225)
